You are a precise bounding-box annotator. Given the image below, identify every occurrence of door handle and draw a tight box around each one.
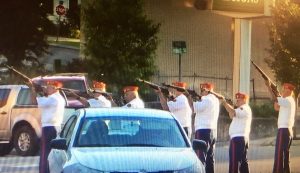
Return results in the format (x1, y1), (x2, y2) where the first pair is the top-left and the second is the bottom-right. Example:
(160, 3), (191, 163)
(0, 111), (7, 115)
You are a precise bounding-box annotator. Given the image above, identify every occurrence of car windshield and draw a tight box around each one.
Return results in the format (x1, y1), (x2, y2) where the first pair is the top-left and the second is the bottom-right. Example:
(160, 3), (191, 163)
(76, 116), (187, 148)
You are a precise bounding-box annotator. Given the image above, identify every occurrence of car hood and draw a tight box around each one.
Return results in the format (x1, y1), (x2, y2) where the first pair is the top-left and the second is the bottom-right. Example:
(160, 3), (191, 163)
(71, 147), (199, 172)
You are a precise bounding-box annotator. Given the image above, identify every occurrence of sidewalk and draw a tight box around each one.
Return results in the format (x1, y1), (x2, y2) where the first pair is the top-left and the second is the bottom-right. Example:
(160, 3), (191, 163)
(216, 137), (300, 147)
(46, 36), (80, 49)
(47, 36), (80, 42)
(250, 137), (300, 146)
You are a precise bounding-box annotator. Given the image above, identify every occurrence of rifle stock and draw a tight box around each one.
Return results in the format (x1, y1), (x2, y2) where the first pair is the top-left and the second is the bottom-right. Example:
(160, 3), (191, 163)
(186, 89), (202, 101)
(250, 59), (281, 97)
(208, 90), (234, 105)
(136, 78), (175, 100)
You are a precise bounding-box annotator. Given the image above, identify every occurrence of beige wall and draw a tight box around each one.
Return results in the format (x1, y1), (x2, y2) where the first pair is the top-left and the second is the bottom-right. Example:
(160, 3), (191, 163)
(144, 0), (274, 100)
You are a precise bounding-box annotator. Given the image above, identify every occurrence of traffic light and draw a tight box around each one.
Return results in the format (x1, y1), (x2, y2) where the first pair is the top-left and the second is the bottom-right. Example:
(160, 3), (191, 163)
(194, 0), (213, 10)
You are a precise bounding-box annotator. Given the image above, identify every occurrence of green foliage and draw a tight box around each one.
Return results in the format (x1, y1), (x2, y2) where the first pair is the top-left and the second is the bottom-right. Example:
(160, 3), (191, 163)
(0, 0), (51, 67)
(249, 101), (277, 117)
(267, 0), (300, 95)
(82, 0), (160, 91)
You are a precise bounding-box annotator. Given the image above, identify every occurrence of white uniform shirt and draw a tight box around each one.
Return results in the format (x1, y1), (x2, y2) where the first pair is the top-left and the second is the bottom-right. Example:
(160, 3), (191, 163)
(193, 94), (220, 130)
(167, 94), (192, 128)
(37, 92), (66, 127)
(277, 96), (296, 131)
(123, 97), (144, 108)
(87, 95), (112, 108)
(229, 104), (252, 139)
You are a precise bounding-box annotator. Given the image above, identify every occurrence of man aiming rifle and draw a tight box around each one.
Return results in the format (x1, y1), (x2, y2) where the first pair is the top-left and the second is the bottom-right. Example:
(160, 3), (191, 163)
(251, 60), (296, 173)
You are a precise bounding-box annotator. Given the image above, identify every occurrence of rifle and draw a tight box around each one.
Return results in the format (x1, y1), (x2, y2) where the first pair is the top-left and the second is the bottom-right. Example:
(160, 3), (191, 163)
(250, 59), (281, 97)
(162, 83), (201, 101)
(88, 88), (114, 100)
(5, 65), (45, 95)
(208, 90), (234, 106)
(136, 78), (175, 100)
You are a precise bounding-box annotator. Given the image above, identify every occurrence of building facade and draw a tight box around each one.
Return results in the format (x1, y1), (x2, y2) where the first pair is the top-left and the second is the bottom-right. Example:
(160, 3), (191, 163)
(144, 0), (273, 100)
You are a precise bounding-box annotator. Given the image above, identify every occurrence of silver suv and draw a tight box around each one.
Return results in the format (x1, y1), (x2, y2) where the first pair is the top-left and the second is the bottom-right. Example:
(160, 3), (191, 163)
(0, 73), (91, 156)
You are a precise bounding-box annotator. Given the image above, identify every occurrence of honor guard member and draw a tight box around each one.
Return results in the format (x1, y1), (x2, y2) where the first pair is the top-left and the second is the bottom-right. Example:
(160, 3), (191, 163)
(157, 81), (192, 137)
(74, 81), (116, 108)
(30, 80), (66, 173)
(90, 81), (113, 107)
(193, 82), (220, 173)
(220, 92), (252, 173)
(267, 82), (296, 173)
(122, 86), (144, 108)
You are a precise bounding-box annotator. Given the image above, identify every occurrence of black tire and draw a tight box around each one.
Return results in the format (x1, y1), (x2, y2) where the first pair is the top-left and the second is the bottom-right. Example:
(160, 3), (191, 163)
(13, 125), (39, 156)
(0, 142), (13, 156)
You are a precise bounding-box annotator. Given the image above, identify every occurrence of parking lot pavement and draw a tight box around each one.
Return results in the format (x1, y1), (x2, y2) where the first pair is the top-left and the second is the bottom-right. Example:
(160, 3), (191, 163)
(0, 155), (38, 173)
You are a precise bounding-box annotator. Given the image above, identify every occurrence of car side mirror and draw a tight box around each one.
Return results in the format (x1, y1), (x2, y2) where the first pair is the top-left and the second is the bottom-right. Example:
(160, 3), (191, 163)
(51, 138), (68, 150)
(192, 139), (207, 151)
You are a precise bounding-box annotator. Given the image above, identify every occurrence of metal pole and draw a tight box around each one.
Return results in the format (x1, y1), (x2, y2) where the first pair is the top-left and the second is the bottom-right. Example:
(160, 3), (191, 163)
(252, 78), (256, 101)
(56, 15), (61, 42)
(179, 53), (182, 82)
(193, 72), (196, 90)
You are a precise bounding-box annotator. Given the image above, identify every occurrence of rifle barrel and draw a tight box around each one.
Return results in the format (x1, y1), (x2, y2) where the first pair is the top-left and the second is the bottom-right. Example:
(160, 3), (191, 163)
(250, 59), (280, 97)
(5, 65), (32, 81)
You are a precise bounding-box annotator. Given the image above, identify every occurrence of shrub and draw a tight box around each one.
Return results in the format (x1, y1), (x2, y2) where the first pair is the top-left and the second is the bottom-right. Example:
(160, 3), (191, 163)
(249, 100), (277, 117)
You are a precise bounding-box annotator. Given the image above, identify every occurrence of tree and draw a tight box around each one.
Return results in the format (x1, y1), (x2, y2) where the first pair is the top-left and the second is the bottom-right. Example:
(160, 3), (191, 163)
(267, 0), (300, 95)
(82, 0), (160, 92)
(0, 0), (51, 67)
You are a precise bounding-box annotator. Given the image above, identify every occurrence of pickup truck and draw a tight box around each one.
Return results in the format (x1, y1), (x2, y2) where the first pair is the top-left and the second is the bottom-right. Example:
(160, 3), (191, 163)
(0, 73), (91, 156)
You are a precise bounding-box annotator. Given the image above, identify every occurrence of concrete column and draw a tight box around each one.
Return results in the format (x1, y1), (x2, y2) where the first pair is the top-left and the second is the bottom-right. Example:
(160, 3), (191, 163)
(232, 18), (252, 98)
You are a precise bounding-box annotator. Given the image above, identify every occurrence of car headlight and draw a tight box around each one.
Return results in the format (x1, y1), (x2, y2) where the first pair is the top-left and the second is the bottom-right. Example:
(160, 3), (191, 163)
(63, 163), (107, 173)
(173, 163), (204, 173)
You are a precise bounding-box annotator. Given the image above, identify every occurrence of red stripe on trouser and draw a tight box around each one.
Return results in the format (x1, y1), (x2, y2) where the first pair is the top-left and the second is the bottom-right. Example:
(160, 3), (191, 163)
(276, 130), (283, 173)
(40, 131), (46, 173)
(195, 131), (201, 159)
(232, 140), (236, 173)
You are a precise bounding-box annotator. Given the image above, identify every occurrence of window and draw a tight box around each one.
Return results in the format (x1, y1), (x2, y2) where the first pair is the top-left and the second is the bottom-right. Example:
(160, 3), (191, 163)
(17, 88), (36, 105)
(76, 117), (187, 148)
(60, 115), (77, 146)
(0, 89), (10, 107)
(61, 80), (86, 93)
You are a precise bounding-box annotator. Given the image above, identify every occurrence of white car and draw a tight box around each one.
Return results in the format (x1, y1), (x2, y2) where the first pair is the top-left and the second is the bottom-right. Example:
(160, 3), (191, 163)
(48, 108), (206, 173)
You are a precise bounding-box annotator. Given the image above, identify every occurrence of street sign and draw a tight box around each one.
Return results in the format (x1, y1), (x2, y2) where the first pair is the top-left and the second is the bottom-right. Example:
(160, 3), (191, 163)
(213, 0), (264, 14)
(172, 41), (187, 54)
(55, 5), (66, 16)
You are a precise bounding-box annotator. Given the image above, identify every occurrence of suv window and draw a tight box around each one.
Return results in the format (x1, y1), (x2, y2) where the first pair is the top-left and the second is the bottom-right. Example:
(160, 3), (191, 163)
(60, 80), (86, 93)
(0, 89), (10, 107)
(17, 88), (36, 105)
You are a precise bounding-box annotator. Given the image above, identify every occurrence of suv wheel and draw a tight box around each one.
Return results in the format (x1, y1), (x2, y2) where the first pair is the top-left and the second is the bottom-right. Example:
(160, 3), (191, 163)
(13, 126), (39, 156)
(0, 142), (13, 156)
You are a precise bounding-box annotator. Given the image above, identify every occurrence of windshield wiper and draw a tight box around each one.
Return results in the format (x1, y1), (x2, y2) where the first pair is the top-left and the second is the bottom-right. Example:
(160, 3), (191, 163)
(78, 144), (112, 147)
(121, 144), (164, 147)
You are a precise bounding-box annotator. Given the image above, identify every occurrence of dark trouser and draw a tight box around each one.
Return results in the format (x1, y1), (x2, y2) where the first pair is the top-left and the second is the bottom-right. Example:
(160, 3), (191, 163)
(195, 129), (216, 173)
(273, 128), (293, 173)
(229, 137), (249, 173)
(39, 126), (58, 173)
